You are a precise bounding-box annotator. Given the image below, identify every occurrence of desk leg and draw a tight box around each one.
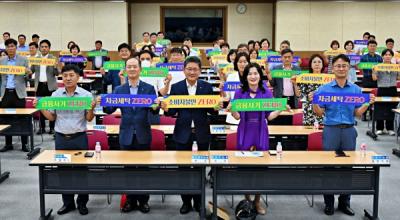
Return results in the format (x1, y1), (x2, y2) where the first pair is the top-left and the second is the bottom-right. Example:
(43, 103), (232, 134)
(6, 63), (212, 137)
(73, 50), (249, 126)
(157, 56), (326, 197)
(364, 167), (380, 220)
(200, 167), (206, 220)
(367, 105), (378, 140)
(0, 155), (10, 184)
(38, 167), (52, 220)
(212, 167), (218, 220)
(27, 116), (40, 160)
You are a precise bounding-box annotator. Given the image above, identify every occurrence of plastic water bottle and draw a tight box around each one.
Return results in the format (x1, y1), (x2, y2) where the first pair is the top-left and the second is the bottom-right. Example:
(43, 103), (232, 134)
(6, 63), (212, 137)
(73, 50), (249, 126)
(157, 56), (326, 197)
(192, 141), (198, 152)
(313, 120), (319, 131)
(95, 141), (102, 159)
(360, 143), (367, 158)
(276, 142), (283, 160)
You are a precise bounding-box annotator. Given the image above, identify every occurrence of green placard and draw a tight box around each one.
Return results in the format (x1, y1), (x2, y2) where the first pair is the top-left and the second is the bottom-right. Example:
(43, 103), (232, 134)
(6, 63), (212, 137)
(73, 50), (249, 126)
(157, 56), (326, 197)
(231, 98), (287, 111)
(271, 70), (299, 78)
(258, 50), (279, 58)
(157, 39), (171, 46)
(87, 51), (108, 57)
(103, 61), (125, 71)
(140, 67), (169, 77)
(358, 62), (379, 70)
(208, 50), (222, 57)
(37, 97), (92, 110)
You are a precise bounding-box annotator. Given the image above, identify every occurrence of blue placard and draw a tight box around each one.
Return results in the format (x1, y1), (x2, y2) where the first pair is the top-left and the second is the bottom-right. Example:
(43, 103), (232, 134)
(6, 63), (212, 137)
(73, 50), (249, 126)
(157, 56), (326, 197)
(346, 54), (361, 63)
(313, 93), (370, 105)
(155, 47), (164, 53)
(100, 94), (157, 107)
(267, 56), (299, 64)
(156, 62), (184, 71)
(354, 40), (368, 45)
(59, 56), (86, 63)
(223, 81), (241, 91)
(371, 155), (390, 164)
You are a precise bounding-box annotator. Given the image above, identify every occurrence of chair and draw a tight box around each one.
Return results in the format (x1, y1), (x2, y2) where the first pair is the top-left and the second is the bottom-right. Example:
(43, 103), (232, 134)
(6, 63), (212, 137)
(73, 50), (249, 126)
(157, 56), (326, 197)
(300, 57), (309, 69)
(160, 115), (176, 125)
(292, 112), (303, 126)
(150, 129), (166, 151)
(57, 82), (64, 88)
(86, 130), (111, 204)
(306, 131), (323, 207)
(397, 81), (400, 88)
(25, 97), (41, 131)
(102, 114), (121, 125)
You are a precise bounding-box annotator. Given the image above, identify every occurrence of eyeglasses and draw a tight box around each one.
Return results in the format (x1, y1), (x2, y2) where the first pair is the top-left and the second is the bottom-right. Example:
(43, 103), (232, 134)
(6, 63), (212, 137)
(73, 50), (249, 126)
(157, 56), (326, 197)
(185, 68), (200, 72)
(333, 64), (349, 69)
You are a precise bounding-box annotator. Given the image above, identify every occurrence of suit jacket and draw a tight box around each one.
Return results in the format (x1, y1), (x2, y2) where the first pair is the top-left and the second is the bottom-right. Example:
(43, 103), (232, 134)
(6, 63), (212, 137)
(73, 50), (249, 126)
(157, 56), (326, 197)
(0, 54), (29, 99)
(269, 64), (301, 108)
(165, 79), (218, 145)
(103, 80), (158, 146)
(31, 53), (59, 91)
(87, 49), (110, 70)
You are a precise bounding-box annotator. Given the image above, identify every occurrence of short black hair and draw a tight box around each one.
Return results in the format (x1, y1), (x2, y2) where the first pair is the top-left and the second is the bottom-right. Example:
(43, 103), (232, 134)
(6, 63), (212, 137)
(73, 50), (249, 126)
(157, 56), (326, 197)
(170, 47), (184, 55)
(385, 38), (394, 45)
(157, 31), (164, 35)
(184, 56), (201, 69)
(281, 48), (293, 56)
(280, 40), (291, 47)
(330, 40), (340, 49)
(249, 49), (258, 57)
(381, 48), (394, 57)
(369, 35), (376, 39)
(237, 43), (248, 50)
(150, 32), (157, 37)
(69, 44), (80, 53)
(29, 42), (38, 48)
(260, 38), (270, 47)
(40, 39), (51, 48)
(227, 49), (237, 63)
(332, 54), (350, 65)
(61, 64), (81, 75)
(308, 54), (326, 73)
(32, 34), (39, 39)
(248, 40), (255, 45)
(95, 40), (102, 45)
(363, 32), (370, 37)
(5, 38), (17, 47)
(18, 34), (26, 39)
(368, 40), (377, 46)
(3, 32), (10, 37)
(67, 41), (76, 49)
(118, 43), (130, 51)
(139, 49), (155, 59)
(344, 40), (354, 49)
(233, 52), (250, 72)
(142, 32), (150, 36)
(217, 36), (225, 41)
(141, 44), (153, 51)
(220, 43), (230, 49)
(183, 37), (192, 42)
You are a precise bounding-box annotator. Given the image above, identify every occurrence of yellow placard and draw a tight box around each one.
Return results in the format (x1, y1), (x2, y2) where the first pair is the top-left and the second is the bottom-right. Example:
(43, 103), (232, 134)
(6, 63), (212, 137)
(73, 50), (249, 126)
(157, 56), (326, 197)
(163, 95), (221, 108)
(374, 63), (400, 72)
(211, 55), (227, 63)
(0, 65), (26, 75)
(222, 63), (235, 74)
(59, 51), (72, 56)
(17, 51), (30, 56)
(251, 59), (267, 68)
(296, 74), (336, 85)
(324, 49), (346, 57)
(28, 57), (57, 66)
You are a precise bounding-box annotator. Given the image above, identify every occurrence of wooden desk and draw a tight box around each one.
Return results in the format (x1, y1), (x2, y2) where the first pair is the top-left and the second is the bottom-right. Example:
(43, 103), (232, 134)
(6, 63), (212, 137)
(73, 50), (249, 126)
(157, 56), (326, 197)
(367, 97), (400, 140)
(30, 150), (208, 220)
(0, 125), (10, 184)
(0, 108), (39, 159)
(209, 151), (389, 220)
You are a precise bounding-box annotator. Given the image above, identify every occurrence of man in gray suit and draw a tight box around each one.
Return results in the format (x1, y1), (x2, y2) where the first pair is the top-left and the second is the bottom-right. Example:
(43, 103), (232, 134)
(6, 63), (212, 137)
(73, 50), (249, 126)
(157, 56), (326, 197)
(31, 39), (59, 134)
(0, 38), (31, 152)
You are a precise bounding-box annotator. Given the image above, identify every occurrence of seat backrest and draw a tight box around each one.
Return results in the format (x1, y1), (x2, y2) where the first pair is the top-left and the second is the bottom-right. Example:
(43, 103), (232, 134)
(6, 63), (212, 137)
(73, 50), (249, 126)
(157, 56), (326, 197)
(292, 112), (303, 125)
(102, 114), (121, 125)
(226, 132), (237, 151)
(86, 130), (109, 150)
(307, 131), (323, 151)
(151, 129), (166, 150)
(160, 115), (176, 125)
(397, 81), (400, 88)
(371, 88), (378, 96)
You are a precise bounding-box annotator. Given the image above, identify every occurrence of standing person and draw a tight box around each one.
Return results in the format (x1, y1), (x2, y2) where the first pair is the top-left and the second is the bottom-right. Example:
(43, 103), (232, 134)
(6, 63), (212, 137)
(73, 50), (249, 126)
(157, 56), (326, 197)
(101, 58), (158, 214)
(87, 40), (110, 70)
(267, 48), (301, 109)
(61, 44), (87, 76)
(228, 63), (289, 215)
(101, 43), (131, 92)
(0, 38), (31, 152)
(325, 40), (341, 74)
(31, 34), (40, 44)
(360, 40), (383, 88)
(31, 39), (59, 134)
(385, 38), (400, 64)
(372, 49), (400, 135)
(312, 54), (375, 216)
(28, 42), (39, 58)
(183, 37), (199, 57)
(0, 32), (10, 50)
(344, 40), (357, 83)
(35, 64), (96, 216)
(161, 56), (222, 215)
(17, 34), (29, 52)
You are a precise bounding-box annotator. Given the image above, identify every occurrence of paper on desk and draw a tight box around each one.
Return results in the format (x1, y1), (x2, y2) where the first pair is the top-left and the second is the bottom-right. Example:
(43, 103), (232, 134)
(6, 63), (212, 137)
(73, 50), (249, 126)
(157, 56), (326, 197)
(235, 151), (264, 157)
(54, 154), (71, 163)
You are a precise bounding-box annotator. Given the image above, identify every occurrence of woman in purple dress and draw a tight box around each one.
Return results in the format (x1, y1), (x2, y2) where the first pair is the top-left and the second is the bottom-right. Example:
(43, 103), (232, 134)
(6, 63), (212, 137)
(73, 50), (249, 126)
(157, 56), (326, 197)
(228, 63), (288, 214)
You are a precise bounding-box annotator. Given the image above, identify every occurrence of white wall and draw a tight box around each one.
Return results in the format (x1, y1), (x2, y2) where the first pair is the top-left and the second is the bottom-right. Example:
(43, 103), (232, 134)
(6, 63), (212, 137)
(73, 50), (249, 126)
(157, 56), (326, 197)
(0, 1), (128, 51)
(276, 1), (400, 51)
(131, 3), (273, 48)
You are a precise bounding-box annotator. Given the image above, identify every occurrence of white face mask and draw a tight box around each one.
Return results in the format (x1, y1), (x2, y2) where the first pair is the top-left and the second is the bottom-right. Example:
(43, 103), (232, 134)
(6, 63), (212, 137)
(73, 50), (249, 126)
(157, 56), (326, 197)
(141, 60), (151, 68)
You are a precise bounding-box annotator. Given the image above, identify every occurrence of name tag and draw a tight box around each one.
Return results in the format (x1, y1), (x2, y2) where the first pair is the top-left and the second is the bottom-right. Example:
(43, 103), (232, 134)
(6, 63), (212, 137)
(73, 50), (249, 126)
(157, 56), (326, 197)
(211, 126), (226, 134)
(371, 155), (390, 164)
(54, 154), (71, 163)
(4, 108), (16, 114)
(210, 155), (229, 164)
(93, 125), (106, 131)
(191, 155), (209, 164)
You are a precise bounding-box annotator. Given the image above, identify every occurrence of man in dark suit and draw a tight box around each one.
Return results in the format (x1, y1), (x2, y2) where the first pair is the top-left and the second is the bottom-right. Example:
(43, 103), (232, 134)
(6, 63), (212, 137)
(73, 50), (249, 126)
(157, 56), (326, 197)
(100, 57), (158, 214)
(161, 56), (222, 214)
(87, 40), (110, 70)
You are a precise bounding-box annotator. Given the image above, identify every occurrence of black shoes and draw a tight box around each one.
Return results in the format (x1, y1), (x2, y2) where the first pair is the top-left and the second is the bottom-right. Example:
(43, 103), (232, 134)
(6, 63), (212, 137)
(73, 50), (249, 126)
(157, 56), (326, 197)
(0, 145), (13, 152)
(194, 203), (201, 213)
(77, 203), (89, 215)
(324, 206), (334, 216)
(57, 204), (76, 215)
(21, 145), (29, 152)
(338, 205), (355, 216)
(36, 129), (45, 135)
(180, 203), (193, 214)
(48, 129), (55, 135)
(121, 201), (137, 213)
(138, 203), (150, 213)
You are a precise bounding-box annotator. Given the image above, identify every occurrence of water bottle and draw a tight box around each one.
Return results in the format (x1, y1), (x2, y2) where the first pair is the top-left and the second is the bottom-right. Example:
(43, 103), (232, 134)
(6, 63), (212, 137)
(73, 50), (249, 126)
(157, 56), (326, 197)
(95, 141), (102, 159)
(276, 142), (283, 160)
(192, 141), (198, 152)
(313, 119), (319, 131)
(360, 143), (367, 158)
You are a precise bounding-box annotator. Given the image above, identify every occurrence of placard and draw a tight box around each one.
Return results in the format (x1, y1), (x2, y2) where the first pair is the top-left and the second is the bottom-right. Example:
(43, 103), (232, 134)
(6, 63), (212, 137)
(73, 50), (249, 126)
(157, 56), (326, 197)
(37, 97), (92, 110)
(100, 94), (157, 107)
(0, 65), (26, 75)
(312, 93), (370, 105)
(231, 98), (287, 111)
(296, 74), (336, 84)
(163, 95), (220, 108)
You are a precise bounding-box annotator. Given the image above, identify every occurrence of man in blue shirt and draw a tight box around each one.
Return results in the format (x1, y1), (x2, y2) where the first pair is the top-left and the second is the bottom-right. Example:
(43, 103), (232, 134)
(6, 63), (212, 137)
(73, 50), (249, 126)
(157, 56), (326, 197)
(311, 54), (375, 216)
(17, 34), (29, 52)
(100, 43), (130, 92)
(360, 40), (382, 88)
